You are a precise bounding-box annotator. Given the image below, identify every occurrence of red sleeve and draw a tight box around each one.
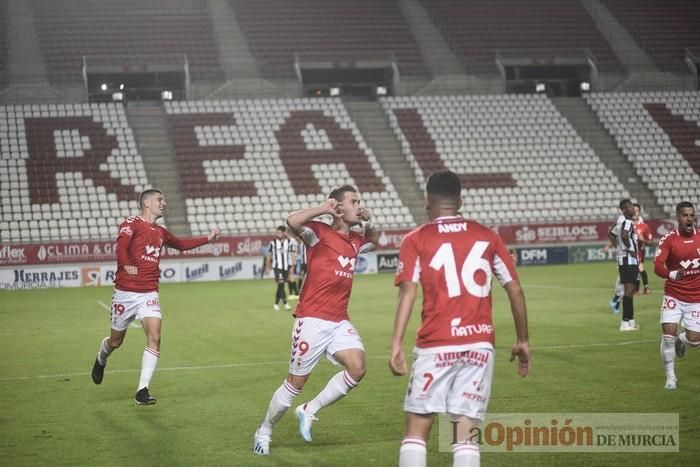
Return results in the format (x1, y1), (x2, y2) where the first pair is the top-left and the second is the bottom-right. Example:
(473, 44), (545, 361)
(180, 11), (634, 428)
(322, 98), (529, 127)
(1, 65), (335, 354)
(116, 220), (135, 266)
(653, 235), (672, 279)
(395, 229), (420, 285)
(301, 221), (328, 248)
(643, 225), (653, 241)
(116, 235), (131, 267)
(162, 228), (209, 251)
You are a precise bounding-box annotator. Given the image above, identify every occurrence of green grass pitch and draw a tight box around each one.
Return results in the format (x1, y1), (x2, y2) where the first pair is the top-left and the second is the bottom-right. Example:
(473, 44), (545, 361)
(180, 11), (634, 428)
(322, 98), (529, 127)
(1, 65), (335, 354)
(1, 262), (698, 466)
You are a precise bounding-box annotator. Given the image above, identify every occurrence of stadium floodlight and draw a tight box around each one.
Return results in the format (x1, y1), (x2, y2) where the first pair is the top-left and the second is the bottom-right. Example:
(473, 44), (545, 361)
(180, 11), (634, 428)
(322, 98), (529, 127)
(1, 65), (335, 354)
(329, 86), (341, 97)
(100, 83), (108, 91)
(580, 81), (591, 92)
(111, 92), (124, 102)
(161, 90), (173, 101)
(119, 83), (125, 90)
(535, 82), (546, 93)
(376, 86), (388, 96)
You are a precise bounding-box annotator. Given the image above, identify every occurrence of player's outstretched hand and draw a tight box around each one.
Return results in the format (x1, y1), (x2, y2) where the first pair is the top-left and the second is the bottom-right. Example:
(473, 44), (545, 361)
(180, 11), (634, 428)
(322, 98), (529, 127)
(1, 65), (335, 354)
(389, 346), (408, 376)
(124, 265), (138, 275)
(510, 341), (530, 377)
(208, 228), (221, 242)
(320, 198), (343, 218)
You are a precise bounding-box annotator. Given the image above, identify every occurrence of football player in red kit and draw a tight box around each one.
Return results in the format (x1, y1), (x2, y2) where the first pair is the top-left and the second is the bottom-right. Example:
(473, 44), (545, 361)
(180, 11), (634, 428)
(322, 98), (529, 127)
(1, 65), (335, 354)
(252, 185), (378, 455)
(390, 170), (530, 467)
(91, 189), (220, 404)
(655, 201), (700, 390)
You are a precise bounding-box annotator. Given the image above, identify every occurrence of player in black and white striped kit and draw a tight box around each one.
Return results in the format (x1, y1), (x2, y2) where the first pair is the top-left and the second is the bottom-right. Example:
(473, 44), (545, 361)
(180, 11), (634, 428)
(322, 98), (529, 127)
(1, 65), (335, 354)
(608, 199), (640, 331)
(294, 238), (308, 295)
(266, 225), (294, 311)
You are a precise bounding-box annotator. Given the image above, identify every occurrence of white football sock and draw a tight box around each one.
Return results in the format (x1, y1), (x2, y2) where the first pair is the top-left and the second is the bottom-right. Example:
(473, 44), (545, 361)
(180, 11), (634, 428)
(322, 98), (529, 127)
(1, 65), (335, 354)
(399, 437), (426, 467)
(259, 380), (300, 436)
(97, 337), (113, 366)
(660, 335), (676, 380)
(453, 442), (480, 467)
(678, 332), (700, 348)
(137, 347), (160, 390)
(305, 371), (358, 415)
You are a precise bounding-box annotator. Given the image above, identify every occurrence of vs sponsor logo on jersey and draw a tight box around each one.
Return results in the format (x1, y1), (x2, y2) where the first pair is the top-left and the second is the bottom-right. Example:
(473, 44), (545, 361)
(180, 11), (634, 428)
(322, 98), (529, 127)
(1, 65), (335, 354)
(335, 255), (356, 279)
(141, 244), (162, 263)
(680, 258), (700, 270)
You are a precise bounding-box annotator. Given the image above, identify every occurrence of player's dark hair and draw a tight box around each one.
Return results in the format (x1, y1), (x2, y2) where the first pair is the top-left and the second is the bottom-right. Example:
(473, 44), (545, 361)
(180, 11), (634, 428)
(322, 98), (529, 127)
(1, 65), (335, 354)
(277, 225), (287, 233)
(426, 170), (462, 203)
(619, 199), (632, 210)
(328, 185), (357, 202)
(676, 201), (694, 214)
(138, 189), (163, 208)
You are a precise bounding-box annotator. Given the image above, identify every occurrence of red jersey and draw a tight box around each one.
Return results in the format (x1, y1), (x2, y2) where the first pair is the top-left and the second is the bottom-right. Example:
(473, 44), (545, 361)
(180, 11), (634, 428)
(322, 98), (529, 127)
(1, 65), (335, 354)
(294, 221), (373, 322)
(395, 216), (518, 348)
(634, 220), (653, 260)
(115, 216), (208, 293)
(654, 228), (700, 302)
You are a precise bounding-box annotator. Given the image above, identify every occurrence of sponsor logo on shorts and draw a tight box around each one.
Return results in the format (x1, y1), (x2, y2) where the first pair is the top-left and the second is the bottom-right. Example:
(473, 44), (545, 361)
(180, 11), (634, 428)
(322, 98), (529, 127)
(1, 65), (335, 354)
(146, 298), (160, 307)
(434, 349), (490, 368)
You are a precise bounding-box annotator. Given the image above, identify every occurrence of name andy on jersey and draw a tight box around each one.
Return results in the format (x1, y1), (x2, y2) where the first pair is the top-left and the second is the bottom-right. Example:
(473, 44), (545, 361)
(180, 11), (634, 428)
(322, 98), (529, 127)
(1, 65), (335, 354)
(438, 222), (467, 234)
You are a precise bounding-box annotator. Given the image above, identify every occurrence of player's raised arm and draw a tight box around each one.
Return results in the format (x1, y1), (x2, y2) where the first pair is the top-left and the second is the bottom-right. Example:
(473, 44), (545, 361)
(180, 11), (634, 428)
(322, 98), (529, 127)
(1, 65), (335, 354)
(286, 199), (340, 236)
(389, 281), (418, 376)
(359, 207), (379, 250)
(164, 227), (220, 251)
(504, 280), (530, 377)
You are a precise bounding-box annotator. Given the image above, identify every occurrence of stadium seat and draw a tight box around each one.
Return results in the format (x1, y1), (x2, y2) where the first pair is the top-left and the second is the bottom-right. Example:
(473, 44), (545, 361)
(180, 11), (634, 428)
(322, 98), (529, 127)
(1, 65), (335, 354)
(164, 98), (415, 235)
(0, 103), (147, 242)
(586, 91), (700, 216)
(381, 94), (628, 225)
(419, 0), (621, 74)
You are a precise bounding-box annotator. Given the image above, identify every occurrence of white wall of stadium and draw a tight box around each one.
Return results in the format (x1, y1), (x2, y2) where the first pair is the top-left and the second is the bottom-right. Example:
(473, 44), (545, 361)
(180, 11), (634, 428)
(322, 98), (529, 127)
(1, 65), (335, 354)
(0, 254), (379, 290)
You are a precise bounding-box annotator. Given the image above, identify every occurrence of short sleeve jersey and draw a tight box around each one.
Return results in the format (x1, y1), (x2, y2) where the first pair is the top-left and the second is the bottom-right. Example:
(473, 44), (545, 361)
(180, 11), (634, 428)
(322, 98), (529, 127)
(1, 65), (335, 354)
(294, 221), (373, 322)
(395, 216), (518, 348)
(115, 216), (207, 293)
(654, 228), (700, 302)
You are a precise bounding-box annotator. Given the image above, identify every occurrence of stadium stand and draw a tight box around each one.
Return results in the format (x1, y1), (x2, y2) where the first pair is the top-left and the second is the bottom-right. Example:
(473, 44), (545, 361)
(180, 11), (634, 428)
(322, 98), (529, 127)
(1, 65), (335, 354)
(586, 91), (700, 216)
(602, 0), (700, 73)
(419, 0), (621, 73)
(229, 0), (429, 79)
(29, 0), (222, 83)
(381, 94), (629, 225)
(0, 0), (7, 90)
(165, 98), (415, 235)
(0, 103), (148, 242)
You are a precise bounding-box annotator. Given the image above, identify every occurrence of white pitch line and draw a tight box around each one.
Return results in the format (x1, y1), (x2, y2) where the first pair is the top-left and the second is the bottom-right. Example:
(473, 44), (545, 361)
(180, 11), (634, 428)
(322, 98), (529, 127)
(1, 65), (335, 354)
(522, 283), (614, 292)
(97, 300), (141, 328)
(0, 339), (657, 383)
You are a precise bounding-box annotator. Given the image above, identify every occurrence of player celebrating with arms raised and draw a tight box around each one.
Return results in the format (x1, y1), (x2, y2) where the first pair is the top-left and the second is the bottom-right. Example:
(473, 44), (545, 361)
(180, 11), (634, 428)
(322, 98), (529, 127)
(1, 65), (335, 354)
(90, 189), (220, 404)
(655, 201), (700, 390)
(253, 185), (378, 455)
(390, 170), (530, 467)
